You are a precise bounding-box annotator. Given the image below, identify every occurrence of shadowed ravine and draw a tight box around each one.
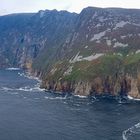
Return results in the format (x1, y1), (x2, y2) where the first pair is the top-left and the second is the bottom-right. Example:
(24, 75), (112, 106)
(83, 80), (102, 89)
(0, 69), (140, 140)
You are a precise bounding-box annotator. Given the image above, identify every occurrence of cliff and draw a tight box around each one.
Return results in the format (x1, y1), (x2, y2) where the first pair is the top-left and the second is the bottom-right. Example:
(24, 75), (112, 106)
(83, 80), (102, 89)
(40, 54), (140, 98)
(0, 7), (140, 98)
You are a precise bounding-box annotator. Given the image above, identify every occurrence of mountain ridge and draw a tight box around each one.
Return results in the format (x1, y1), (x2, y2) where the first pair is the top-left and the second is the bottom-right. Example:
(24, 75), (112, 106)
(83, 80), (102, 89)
(0, 7), (140, 98)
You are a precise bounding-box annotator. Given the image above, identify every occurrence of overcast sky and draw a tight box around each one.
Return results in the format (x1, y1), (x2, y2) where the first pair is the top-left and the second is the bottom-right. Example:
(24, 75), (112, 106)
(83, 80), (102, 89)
(0, 0), (140, 15)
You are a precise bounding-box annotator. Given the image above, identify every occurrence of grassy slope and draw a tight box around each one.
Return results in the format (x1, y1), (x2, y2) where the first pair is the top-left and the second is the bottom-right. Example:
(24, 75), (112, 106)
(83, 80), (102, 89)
(42, 53), (140, 83)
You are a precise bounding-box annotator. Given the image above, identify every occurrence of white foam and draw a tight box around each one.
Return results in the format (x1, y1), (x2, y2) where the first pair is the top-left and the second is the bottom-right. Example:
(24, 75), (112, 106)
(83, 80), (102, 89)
(127, 95), (140, 101)
(18, 87), (33, 92)
(44, 96), (67, 100)
(18, 72), (41, 82)
(18, 72), (24, 77)
(1, 87), (13, 91)
(6, 68), (20, 71)
(18, 72), (44, 91)
(122, 122), (140, 140)
(10, 92), (19, 95)
(74, 95), (87, 98)
(1, 84), (44, 92)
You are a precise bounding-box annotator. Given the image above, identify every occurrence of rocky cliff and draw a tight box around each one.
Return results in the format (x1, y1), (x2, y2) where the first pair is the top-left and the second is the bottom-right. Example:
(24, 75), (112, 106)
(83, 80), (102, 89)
(0, 7), (140, 98)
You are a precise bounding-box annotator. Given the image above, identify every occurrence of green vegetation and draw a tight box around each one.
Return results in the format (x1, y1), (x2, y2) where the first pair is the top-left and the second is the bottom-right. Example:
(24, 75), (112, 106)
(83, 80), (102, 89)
(45, 53), (140, 83)
(124, 53), (140, 65)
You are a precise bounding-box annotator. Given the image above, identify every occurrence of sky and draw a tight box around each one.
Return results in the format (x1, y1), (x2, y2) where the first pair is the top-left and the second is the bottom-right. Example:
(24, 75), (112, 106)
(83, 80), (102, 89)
(0, 0), (140, 15)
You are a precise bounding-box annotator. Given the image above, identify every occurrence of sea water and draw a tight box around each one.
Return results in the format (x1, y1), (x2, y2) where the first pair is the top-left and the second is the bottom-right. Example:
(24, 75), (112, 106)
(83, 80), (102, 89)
(0, 69), (140, 140)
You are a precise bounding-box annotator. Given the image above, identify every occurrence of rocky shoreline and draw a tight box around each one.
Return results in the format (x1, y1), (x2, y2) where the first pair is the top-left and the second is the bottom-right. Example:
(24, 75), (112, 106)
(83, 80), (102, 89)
(30, 68), (140, 99)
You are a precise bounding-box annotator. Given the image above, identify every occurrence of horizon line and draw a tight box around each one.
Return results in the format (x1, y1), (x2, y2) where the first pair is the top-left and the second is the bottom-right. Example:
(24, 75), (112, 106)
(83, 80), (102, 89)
(1, 6), (140, 16)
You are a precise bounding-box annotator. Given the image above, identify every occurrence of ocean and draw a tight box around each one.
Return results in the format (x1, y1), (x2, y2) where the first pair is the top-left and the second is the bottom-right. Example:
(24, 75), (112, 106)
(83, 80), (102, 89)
(0, 69), (139, 140)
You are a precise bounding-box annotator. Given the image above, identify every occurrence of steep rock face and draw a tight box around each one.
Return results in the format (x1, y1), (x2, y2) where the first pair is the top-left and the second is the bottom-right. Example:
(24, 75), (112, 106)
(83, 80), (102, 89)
(41, 73), (140, 98)
(0, 7), (140, 98)
(0, 10), (77, 68)
(0, 13), (35, 67)
(40, 52), (140, 97)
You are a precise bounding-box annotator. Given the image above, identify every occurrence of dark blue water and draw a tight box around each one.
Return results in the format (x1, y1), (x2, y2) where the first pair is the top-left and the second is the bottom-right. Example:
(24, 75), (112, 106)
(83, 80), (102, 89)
(0, 69), (140, 140)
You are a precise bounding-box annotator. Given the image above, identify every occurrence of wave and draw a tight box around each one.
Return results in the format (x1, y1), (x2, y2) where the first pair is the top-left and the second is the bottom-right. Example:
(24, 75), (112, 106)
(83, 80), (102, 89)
(0, 71), (45, 92)
(127, 95), (140, 101)
(44, 96), (67, 100)
(1, 87), (14, 91)
(122, 122), (140, 140)
(6, 67), (20, 71)
(17, 71), (45, 92)
(18, 72), (41, 82)
(0, 84), (44, 92)
(18, 85), (44, 92)
(74, 95), (88, 98)
(18, 72), (24, 77)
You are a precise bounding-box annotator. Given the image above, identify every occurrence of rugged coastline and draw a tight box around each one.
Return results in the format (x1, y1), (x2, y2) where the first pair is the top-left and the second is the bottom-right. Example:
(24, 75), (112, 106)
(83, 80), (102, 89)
(0, 7), (140, 99)
(41, 75), (140, 98)
(30, 67), (140, 99)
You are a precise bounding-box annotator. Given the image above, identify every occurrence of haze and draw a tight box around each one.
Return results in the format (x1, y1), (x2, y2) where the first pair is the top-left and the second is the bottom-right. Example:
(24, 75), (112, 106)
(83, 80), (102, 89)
(0, 0), (140, 15)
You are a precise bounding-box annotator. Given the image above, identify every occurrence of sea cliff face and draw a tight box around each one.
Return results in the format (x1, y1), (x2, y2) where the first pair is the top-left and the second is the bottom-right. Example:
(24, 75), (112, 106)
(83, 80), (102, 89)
(40, 72), (140, 98)
(0, 7), (140, 98)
